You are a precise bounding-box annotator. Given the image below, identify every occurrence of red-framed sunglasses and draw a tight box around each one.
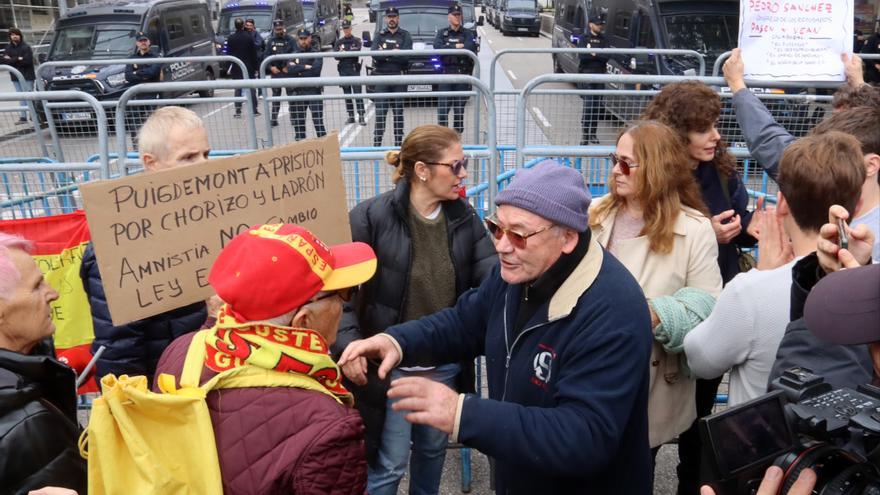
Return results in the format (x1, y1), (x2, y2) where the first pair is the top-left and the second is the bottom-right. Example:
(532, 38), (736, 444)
(609, 152), (639, 176)
(425, 157), (468, 175)
(484, 214), (554, 249)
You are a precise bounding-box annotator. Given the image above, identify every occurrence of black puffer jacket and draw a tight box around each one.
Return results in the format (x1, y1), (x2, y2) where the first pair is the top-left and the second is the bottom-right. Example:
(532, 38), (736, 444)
(80, 243), (207, 384)
(0, 342), (86, 494)
(332, 180), (497, 463)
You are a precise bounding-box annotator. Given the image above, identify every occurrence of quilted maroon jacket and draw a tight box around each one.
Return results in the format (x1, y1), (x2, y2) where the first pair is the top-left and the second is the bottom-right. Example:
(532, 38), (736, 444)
(154, 332), (367, 495)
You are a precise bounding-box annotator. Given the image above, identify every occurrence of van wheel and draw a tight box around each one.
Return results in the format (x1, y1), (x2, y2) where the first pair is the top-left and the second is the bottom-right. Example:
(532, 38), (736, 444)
(198, 71), (215, 98)
(553, 55), (563, 74)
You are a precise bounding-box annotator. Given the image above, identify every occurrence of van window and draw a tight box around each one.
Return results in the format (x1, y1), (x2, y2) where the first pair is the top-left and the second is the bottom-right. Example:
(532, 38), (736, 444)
(612, 10), (630, 38)
(574, 6), (584, 30)
(636, 15), (654, 48)
(165, 14), (187, 45)
(190, 12), (207, 36)
(563, 2), (575, 24)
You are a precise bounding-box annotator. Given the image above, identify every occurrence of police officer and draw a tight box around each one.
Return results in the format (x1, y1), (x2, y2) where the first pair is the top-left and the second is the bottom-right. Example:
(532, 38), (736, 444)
(227, 17), (260, 117)
(371, 6), (412, 147)
(334, 20), (366, 125)
(125, 32), (161, 145)
(435, 3), (477, 135)
(287, 28), (326, 141)
(577, 14), (608, 145)
(265, 19), (296, 127)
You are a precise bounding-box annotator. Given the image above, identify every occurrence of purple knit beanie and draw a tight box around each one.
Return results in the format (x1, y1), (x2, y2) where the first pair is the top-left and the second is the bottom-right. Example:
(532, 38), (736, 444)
(496, 160), (592, 232)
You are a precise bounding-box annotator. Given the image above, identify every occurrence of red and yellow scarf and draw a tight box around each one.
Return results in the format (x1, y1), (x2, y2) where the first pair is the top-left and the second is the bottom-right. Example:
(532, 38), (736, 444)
(203, 304), (352, 406)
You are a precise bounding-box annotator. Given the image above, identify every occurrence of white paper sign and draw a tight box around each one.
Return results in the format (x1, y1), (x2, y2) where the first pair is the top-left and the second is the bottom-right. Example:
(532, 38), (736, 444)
(738, 0), (854, 81)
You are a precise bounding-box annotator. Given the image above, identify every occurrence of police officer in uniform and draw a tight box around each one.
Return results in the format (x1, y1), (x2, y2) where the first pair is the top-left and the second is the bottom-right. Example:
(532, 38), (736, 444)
(265, 20), (296, 127)
(371, 6), (412, 147)
(577, 14), (608, 145)
(125, 31), (162, 145)
(287, 28), (326, 141)
(334, 20), (366, 125)
(435, 3), (477, 135)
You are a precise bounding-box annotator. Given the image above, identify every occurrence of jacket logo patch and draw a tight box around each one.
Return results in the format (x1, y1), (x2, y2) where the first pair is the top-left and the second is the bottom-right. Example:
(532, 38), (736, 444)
(531, 344), (556, 390)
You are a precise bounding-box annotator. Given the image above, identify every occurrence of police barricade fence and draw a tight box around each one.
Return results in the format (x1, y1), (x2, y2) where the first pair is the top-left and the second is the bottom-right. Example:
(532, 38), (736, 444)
(0, 90), (109, 219)
(513, 72), (837, 193)
(0, 66), (50, 161)
(34, 55), (252, 164)
(115, 73), (500, 206)
(488, 48), (708, 149)
(258, 49), (485, 147)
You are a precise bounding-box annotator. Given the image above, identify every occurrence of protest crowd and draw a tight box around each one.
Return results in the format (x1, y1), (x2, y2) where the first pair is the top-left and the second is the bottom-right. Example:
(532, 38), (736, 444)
(1, 6), (880, 494)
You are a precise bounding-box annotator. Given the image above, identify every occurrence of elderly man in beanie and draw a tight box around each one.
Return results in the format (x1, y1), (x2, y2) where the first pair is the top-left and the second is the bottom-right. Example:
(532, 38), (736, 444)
(154, 224), (375, 495)
(340, 161), (653, 494)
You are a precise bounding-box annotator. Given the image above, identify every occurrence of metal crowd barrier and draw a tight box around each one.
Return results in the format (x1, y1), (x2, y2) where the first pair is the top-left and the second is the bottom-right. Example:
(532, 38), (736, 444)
(259, 49), (484, 144)
(115, 73), (501, 207)
(711, 50), (880, 80)
(0, 90), (108, 219)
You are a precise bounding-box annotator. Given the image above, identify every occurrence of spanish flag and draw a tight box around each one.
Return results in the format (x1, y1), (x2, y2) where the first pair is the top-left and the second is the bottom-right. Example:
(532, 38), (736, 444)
(0, 211), (98, 393)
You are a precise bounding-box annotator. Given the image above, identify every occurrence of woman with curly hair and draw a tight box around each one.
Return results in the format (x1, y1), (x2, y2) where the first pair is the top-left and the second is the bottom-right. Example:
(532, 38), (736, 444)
(334, 124), (497, 495)
(642, 81), (757, 495)
(589, 121), (722, 467)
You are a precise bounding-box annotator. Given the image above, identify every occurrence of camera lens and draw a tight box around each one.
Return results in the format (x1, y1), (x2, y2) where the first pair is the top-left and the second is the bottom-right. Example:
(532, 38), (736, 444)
(775, 443), (880, 494)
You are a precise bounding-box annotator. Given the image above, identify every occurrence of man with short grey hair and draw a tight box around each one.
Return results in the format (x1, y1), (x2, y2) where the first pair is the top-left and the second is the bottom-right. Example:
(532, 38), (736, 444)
(137, 105), (210, 171)
(340, 160), (653, 494)
(81, 106), (210, 385)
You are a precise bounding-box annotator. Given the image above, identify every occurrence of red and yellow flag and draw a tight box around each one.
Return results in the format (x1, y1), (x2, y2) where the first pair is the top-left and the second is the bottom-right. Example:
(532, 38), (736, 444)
(0, 211), (97, 393)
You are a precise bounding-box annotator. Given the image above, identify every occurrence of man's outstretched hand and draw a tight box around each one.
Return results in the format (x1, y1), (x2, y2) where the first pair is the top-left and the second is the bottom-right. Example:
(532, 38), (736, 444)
(337, 334), (401, 385)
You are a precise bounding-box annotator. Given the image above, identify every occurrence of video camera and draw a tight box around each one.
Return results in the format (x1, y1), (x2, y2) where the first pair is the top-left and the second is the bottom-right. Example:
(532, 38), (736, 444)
(700, 367), (880, 494)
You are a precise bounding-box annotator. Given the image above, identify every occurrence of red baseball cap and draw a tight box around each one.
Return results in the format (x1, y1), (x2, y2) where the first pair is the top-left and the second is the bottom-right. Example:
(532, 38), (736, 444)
(209, 224), (377, 321)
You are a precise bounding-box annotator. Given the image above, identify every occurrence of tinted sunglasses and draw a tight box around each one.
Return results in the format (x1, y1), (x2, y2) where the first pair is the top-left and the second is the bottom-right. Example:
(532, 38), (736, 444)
(425, 157), (468, 175)
(484, 214), (553, 249)
(609, 152), (639, 176)
(309, 286), (358, 304)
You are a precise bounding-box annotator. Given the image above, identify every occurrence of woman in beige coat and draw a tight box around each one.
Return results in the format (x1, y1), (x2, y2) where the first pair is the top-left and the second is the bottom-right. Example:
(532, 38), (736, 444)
(589, 121), (723, 457)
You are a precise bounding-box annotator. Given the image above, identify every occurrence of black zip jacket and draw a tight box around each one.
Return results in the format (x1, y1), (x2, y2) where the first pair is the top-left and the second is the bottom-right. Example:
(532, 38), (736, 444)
(2, 40), (34, 81)
(331, 179), (497, 463)
(0, 342), (86, 494)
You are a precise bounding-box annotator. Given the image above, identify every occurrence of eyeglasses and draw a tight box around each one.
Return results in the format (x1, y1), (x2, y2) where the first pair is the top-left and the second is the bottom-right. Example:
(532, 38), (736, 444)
(609, 152), (639, 176)
(308, 286), (358, 304)
(484, 214), (554, 249)
(425, 157), (468, 175)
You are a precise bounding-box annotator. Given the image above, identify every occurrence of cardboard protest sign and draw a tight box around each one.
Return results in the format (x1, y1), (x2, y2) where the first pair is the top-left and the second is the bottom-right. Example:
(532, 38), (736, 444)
(738, 0), (854, 81)
(80, 134), (351, 326)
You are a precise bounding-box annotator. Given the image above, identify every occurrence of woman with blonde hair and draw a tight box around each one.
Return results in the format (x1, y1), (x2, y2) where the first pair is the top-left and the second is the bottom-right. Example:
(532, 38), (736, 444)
(334, 124), (497, 495)
(590, 120), (722, 460)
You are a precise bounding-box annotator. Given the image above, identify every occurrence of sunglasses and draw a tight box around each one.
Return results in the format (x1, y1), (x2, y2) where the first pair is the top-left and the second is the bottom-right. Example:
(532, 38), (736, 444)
(425, 157), (468, 175)
(309, 286), (358, 304)
(484, 214), (554, 249)
(609, 152), (639, 176)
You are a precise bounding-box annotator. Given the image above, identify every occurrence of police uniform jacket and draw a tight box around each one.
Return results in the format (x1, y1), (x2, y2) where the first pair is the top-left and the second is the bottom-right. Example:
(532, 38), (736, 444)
(371, 27), (413, 75)
(434, 26), (477, 74)
(125, 49), (161, 84)
(334, 34), (363, 76)
(577, 30), (608, 74)
(264, 33), (296, 73)
(287, 39), (323, 94)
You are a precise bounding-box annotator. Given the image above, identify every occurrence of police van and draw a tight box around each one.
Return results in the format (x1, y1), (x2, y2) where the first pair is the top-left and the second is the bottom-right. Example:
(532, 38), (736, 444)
(552, 0), (738, 76)
(497, 0), (540, 37)
(38, 0), (219, 118)
(301, 0), (339, 49)
(215, 0), (305, 73)
(364, 0), (483, 94)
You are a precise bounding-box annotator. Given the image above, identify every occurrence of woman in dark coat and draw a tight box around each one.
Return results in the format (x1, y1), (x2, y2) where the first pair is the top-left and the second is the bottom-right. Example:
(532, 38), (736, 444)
(333, 124), (497, 495)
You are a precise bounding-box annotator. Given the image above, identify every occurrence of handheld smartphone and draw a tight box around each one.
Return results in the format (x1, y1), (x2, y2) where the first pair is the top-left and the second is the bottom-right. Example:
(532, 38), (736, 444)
(837, 217), (849, 250)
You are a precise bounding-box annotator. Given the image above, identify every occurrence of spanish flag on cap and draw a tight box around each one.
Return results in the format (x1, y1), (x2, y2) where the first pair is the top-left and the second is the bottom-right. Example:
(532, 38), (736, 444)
(208, 224), (377, 322)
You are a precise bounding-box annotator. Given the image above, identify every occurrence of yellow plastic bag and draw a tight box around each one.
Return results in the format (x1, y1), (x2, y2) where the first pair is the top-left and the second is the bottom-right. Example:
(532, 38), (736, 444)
(81, 373), (223, 495)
